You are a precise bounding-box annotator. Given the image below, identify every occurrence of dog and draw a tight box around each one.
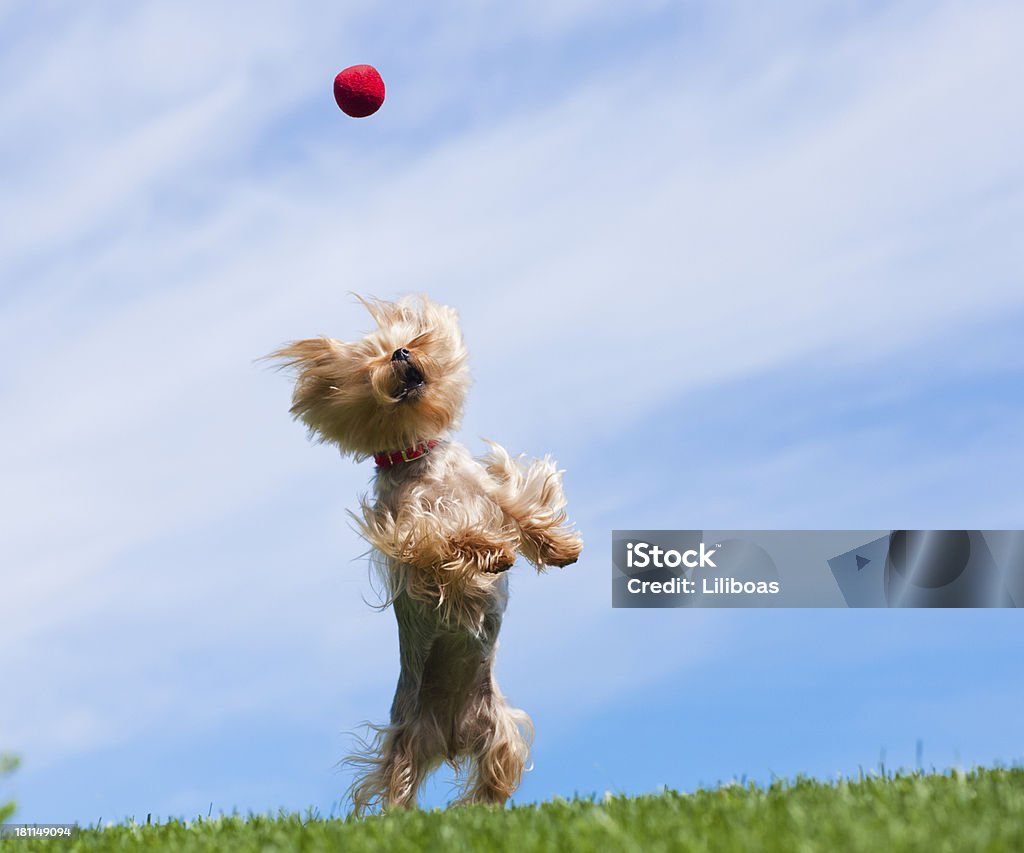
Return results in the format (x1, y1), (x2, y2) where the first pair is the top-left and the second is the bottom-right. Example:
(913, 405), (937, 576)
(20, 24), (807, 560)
(270, 295), (582, 812)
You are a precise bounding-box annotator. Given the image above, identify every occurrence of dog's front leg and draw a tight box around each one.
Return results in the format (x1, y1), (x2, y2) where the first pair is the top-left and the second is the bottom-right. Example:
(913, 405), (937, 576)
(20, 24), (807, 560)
(482, 443), (583, 569)
(357, 496), (519, 578)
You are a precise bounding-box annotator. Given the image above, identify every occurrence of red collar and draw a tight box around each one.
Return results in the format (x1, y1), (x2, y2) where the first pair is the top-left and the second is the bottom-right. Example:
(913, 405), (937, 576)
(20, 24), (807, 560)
(373, 439), (441, 469)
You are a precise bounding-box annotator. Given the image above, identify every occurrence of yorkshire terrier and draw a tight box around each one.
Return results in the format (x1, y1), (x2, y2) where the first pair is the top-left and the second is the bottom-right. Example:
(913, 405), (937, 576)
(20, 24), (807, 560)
(270, 295), (582, 813)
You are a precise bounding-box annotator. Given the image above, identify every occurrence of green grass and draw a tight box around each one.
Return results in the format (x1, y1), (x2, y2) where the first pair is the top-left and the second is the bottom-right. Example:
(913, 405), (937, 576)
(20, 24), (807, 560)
(0, 754), (18, 826)
(4, 768), (1023, 852)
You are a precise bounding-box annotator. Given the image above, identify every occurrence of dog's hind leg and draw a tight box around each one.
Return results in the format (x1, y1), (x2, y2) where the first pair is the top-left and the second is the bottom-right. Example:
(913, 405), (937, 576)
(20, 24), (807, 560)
(348, 724), (432, 814)
(348, 590), (442, 814)
(453, 669), (533, 806)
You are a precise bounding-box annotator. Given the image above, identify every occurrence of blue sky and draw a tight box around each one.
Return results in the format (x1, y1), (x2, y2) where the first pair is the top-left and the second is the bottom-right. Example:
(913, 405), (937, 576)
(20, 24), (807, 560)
(2, 0), (1023, 825)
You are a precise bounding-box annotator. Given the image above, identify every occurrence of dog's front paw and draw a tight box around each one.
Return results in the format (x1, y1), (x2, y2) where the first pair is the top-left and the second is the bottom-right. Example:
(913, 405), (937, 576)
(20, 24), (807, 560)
(444, 536), (517, 575)
(540, 531), (583, 568)
(481, 546), (517, 574)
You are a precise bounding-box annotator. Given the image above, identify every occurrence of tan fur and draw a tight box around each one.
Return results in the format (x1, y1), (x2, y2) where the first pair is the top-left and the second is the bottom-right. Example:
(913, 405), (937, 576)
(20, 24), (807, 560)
(269, 295), (582, 813)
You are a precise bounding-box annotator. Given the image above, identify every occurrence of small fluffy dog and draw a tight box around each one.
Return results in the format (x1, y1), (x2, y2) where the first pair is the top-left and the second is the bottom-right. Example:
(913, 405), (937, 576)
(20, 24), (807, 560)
(270, 295), (582, 812)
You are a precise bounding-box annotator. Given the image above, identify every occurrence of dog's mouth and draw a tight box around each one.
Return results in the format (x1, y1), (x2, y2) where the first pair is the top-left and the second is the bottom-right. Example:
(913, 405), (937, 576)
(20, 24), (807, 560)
(394, 362), (426, 400)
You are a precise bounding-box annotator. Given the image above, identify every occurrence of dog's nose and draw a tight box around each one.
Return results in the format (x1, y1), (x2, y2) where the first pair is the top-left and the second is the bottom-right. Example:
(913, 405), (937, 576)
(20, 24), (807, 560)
(391, 347), (411, 363)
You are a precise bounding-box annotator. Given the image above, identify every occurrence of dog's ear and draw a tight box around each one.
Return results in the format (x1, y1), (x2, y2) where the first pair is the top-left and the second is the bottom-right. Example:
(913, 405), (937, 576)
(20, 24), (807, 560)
(264, 335), (356, 438)
(265, 337), (350, 420)
(266, 337), (345, 374)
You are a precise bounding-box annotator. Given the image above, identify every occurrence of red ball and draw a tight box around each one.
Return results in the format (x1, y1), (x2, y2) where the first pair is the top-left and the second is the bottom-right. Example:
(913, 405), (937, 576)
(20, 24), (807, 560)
(333, 64), (385, 118)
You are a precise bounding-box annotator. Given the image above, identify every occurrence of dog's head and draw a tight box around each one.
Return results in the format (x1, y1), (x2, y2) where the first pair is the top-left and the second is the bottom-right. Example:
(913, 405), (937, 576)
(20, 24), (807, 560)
(269, 295), (470, 458)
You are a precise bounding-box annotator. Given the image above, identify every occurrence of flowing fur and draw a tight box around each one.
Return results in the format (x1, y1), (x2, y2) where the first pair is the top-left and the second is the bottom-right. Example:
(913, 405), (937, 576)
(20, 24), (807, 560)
(270, 294), (582, 813)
